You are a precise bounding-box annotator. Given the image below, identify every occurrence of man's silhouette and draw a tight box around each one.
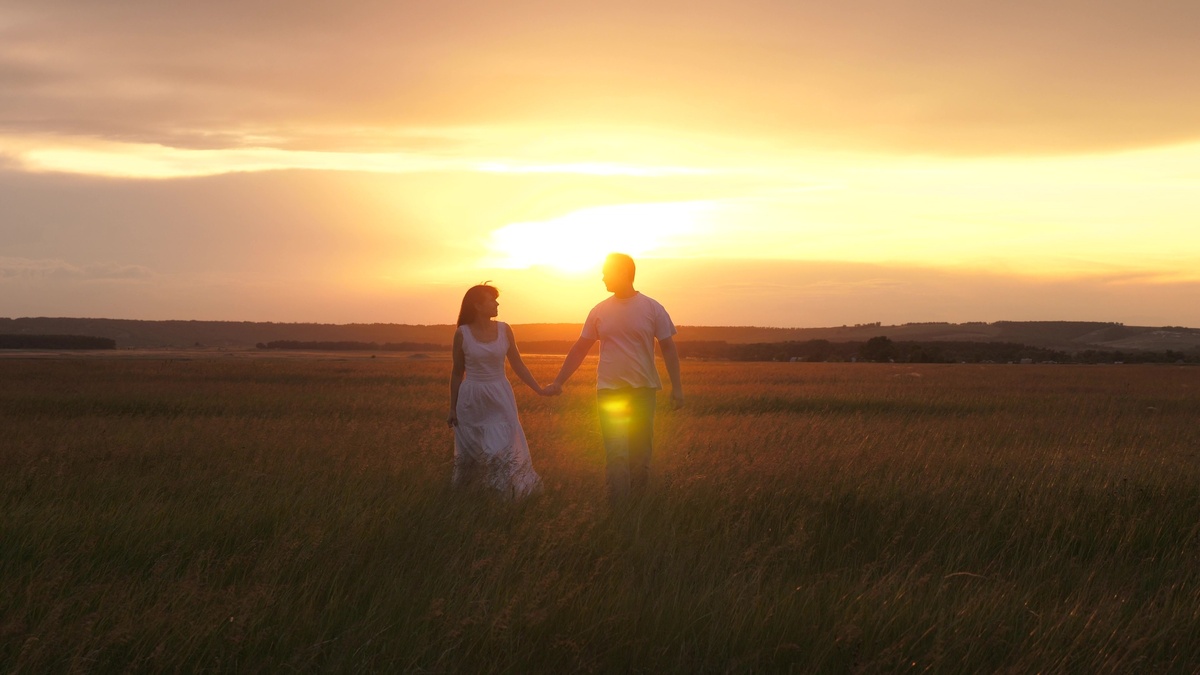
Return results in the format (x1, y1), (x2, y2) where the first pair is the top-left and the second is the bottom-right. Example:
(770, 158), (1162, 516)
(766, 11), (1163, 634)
(548, 253), (683, 505)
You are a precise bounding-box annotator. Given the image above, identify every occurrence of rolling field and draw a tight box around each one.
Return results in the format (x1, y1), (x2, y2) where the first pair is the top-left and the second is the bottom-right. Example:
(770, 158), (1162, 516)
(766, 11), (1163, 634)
(2, 355), (1200, 672)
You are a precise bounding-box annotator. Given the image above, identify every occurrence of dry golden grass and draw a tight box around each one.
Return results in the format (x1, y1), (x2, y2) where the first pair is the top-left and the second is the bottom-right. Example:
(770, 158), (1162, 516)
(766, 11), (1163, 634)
(2, 356), (1199, 672)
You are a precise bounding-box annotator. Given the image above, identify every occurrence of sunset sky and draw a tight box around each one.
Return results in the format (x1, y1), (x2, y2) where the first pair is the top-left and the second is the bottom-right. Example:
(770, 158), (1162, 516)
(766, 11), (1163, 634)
(3, 1), (1199, 327)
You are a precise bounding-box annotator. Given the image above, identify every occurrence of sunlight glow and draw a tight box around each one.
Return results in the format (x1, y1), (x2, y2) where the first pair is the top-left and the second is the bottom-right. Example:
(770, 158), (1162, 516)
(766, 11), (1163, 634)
(11, 130), (1200, 287)
(486, 202), (714, 273)
(475, 161), (711, 177)
(9, 128), (725, 180)
(17, 140), (470, 179)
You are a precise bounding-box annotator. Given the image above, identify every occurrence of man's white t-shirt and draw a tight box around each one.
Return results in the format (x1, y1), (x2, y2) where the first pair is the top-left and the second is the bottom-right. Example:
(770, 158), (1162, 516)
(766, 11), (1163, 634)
(580, 292), (677, 390)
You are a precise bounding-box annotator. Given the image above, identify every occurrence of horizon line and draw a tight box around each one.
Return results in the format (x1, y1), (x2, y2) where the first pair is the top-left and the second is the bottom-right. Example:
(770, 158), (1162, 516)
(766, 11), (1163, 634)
(3, 316), (1194, 331)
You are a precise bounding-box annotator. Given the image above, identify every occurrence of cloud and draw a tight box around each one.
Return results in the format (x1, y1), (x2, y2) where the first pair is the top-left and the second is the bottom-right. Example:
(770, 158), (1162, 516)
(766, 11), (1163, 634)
(3, 1), (1200, 158)
(644, 258), (1200, 329)
(2, 155), (1197, 327)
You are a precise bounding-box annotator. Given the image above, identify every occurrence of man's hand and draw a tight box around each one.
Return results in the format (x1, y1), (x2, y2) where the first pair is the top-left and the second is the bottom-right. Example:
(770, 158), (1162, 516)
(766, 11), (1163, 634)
(447, 412), (458, 427)
(543, 382), (563, 396)
(670, 389), (684, 410)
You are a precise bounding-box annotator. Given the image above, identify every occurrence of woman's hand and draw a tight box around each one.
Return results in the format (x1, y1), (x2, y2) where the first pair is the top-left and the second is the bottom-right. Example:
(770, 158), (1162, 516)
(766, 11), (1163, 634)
(447, 412), (458, 428)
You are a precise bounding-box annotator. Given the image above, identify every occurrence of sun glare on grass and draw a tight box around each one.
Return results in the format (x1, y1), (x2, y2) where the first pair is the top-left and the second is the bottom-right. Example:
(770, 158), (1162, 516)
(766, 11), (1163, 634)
(486, 201), (711, 272)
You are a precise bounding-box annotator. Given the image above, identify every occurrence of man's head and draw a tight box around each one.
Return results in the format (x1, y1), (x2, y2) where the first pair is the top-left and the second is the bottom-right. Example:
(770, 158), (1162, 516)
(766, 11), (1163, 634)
(602, 253), (636, 293)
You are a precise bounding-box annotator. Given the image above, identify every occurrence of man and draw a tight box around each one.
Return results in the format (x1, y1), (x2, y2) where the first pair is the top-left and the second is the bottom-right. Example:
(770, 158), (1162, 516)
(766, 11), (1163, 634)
(546, 253), (683, 505)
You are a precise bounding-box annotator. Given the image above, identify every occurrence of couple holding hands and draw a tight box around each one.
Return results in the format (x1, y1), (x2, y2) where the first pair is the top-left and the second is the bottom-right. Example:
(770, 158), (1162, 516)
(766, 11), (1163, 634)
(448, 253), (684, 504)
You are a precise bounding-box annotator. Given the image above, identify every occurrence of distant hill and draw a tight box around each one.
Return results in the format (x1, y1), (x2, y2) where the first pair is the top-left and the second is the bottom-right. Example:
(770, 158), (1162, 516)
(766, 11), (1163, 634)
(2, 317), (1199, 353)
(0, 318), (456, 349)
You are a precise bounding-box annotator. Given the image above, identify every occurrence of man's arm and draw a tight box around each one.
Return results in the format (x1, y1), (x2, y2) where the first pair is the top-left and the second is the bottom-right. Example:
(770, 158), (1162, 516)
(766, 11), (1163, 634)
(658, 336), (684, 409)
(547, 337), (596, 394)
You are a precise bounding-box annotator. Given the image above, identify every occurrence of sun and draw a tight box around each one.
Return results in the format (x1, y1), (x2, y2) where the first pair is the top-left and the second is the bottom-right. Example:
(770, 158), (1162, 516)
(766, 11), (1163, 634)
(487, 201), (711, 273)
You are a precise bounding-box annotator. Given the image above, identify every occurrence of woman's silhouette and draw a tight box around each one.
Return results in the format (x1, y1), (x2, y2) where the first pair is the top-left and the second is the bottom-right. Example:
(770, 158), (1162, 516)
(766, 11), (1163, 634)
(447, 284), (545, 499)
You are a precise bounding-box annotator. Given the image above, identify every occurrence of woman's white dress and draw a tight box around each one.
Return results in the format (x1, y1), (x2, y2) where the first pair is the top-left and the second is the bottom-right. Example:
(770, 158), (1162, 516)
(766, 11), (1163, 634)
(453, 323), (542, 499)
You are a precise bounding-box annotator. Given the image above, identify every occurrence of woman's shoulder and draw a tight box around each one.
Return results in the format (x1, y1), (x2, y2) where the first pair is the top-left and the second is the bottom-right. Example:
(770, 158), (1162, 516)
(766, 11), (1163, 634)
(501, 321), (518, 342)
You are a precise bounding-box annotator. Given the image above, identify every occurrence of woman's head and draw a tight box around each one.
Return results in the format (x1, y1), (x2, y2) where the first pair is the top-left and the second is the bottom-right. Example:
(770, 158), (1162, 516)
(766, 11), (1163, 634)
(457, 284), (500, 326)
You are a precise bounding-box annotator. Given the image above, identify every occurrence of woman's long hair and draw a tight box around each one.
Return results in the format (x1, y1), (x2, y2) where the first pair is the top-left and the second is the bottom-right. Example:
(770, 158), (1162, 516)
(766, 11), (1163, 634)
(456, 284), (499, 326)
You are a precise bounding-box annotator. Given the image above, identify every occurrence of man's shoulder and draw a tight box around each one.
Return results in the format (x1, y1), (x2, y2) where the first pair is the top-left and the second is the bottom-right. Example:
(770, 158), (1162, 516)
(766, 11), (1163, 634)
(590, 293), (670, 318)
(636, 292), (666, 308)
(586, 297), (611, 317)
(631, 293), (672, 318)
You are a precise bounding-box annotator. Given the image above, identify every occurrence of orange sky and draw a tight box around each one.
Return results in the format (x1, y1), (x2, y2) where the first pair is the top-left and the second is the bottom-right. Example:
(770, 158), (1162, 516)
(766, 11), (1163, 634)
(3, 1), (1200, 327)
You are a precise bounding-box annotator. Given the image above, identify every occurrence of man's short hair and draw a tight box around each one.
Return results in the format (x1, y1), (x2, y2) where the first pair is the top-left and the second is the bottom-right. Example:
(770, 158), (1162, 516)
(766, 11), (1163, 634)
(604, 253), (636, 281)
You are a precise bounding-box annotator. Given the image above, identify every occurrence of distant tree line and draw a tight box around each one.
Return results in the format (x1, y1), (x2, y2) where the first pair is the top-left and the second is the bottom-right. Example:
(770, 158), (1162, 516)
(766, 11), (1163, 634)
(0, 334), (117, 349)
(257, 339), (598, 356)
(856, 337), (1073, 364)
(257, 340), (450, 352)
(253, 336), (1198, 364)
(676, 336), (1198, 364)
(520, 341), (598, 355)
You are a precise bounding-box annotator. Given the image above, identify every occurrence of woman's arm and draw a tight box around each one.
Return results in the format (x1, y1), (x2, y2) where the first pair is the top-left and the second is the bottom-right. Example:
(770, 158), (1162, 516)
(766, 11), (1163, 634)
(448, 329), (465, 426)
(505, 324), (544, 395)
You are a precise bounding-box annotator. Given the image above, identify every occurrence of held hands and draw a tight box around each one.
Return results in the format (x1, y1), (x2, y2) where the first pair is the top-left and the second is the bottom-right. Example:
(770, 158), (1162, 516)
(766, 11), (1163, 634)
(541, 382), (563, 397)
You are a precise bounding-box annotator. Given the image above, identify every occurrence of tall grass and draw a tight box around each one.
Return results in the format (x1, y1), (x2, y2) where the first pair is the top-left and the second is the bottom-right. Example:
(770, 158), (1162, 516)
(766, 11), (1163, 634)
(2, 356), (1199, 672)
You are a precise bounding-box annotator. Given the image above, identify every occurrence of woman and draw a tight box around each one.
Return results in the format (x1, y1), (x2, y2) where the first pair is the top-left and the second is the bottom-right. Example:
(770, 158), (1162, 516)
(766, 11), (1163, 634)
(447, 284), (544, 499)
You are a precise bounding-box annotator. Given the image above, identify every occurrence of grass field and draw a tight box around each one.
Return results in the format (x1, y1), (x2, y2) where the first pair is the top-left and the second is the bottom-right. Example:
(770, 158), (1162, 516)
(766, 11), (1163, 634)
(3, 355), (1199, 672)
